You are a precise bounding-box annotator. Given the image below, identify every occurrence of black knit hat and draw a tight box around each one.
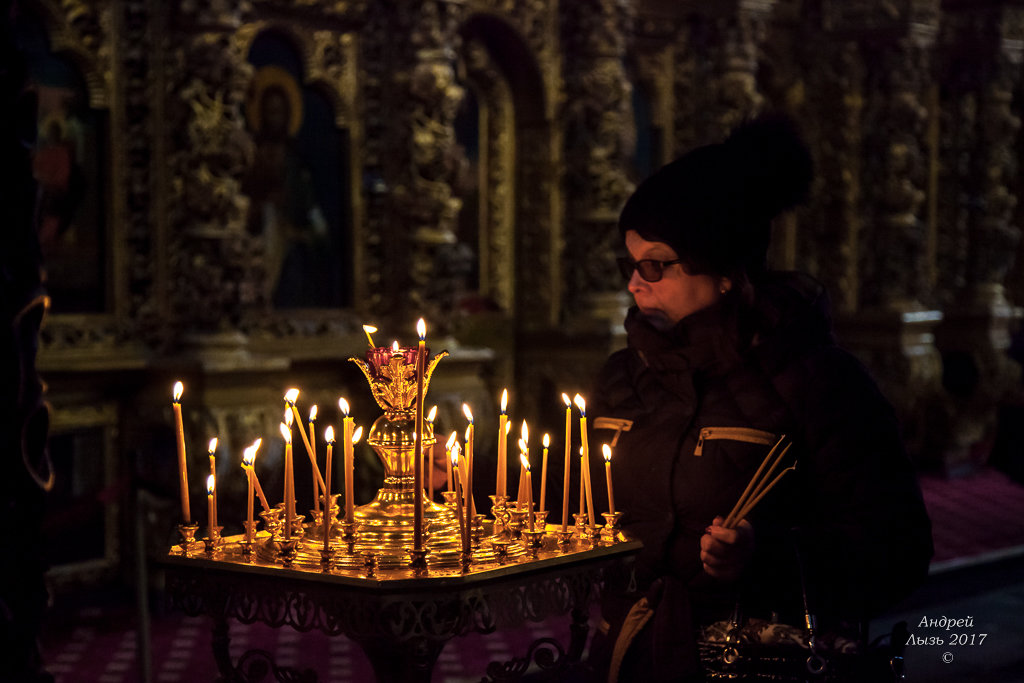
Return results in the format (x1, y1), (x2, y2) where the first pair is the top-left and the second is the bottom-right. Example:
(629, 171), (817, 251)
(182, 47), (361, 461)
(619, 113), (813, 279)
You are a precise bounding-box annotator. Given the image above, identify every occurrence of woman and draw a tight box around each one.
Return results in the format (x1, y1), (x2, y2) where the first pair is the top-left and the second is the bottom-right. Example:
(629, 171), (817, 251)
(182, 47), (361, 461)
(587, 114), (932, 681)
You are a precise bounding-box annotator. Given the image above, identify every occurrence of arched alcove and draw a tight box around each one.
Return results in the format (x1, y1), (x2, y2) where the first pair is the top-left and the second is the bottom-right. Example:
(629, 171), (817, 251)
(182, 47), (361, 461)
(242, 29), (353, 310)
(457, 13), (555, 327)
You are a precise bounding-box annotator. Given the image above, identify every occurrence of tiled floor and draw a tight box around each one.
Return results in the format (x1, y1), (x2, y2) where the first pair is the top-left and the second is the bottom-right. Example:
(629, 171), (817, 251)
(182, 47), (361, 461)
(38, 467), (1024, 682)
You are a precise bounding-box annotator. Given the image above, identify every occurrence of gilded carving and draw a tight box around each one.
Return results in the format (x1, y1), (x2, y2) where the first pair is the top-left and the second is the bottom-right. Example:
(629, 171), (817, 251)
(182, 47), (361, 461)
(165, 8), (262, 332)
(561, 0), (635, 314)
(858, 36), (933, 309)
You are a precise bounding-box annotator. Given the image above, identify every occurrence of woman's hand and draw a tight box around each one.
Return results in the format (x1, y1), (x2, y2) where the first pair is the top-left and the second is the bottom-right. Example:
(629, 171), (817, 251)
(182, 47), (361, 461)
(700, 515), (755, 582)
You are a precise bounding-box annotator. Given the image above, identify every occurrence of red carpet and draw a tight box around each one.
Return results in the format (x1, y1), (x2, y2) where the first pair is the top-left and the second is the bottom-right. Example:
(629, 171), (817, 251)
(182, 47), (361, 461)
(918, 466), (1024, 569)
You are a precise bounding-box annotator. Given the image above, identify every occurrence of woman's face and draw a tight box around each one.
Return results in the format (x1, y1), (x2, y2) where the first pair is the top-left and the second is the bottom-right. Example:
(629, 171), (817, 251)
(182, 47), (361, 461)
(624, 230), (725, 330)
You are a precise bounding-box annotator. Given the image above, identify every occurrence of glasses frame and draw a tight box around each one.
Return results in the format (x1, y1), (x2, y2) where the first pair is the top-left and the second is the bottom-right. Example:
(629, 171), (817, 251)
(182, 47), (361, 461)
(616, 256), (684, 283)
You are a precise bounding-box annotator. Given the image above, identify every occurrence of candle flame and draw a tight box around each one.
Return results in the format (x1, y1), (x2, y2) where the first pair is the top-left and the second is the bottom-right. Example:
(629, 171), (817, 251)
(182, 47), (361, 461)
(462, 403), (473, 423)
(519, 453), (530, 471)
(284, 388), (299, 404)
(416, 317), (426, 340)
(521, 420), (529, 444)
(562, 392), (571, 407)
(501, 388), (508, 413)
(505, 421), (511, 435)
(284, 408), (294, 427)
(173, 381), (184, 402)
(206, 474), (215, 494)
(309, 405), (318, 422)
(352, 426), (363, 443)
(519, 438), (528, 454)
(450, 441), (461, 466)
(325, 425), (335, 443)
(573, 393), (586, 416)
(242, 446), (255, 467)
(427, 405), (437, 423)
(603, 443), (612, 462)
(465, 425), (472, 442)
(543, 433), (550, 448)
(208, 437), (218, 454)
(362, 324), (377, 347)
(446, 431), (458, 450)
(279, 422), (292, 444)
(252, 438), (262, 453)
(338, 397), (350, 416)
(392, 340), (400, 353)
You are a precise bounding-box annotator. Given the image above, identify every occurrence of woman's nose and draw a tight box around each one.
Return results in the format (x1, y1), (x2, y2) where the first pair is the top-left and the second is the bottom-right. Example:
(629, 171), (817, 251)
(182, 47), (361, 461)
(627, 268), (647, 294)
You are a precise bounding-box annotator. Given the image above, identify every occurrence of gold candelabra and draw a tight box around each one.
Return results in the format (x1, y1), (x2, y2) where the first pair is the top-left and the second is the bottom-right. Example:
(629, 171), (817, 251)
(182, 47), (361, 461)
(169, 331), (627, 576)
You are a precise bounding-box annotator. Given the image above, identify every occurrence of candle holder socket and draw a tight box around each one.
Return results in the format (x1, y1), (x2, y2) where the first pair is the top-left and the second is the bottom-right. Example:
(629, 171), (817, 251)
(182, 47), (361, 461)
(408, 548), (429, 573)
(340, 520), (359, 549)
(556, 529), (575, 547)
(362, 551), (378, 577)
(203, 526), (223, 554)
(319, 548), (336, 572)
(601, 512), (623, 542)
(521, 528), (544, 551)
(532, 509), (549, 530)
(573, 512), (591, 539)
(471, 514), (487, 545)
(508, 508), (529, 540)
(443, 490), (459, 509)
(490, 536), (513, 562)
(275, 537), (300, 566)
(260, 508), (283, 539)
(283, 513), (306, 541)
(242, 520), (259, 546)
(176, 522), (200, 554)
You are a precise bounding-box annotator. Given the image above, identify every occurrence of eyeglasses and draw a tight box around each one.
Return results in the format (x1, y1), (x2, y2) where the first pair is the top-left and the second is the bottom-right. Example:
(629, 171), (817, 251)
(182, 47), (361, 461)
(616, 256), (683, 283)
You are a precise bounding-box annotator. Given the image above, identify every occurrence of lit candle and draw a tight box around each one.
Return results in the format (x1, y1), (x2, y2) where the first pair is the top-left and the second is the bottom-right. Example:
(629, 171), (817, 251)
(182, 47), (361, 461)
(323, 426), (335, 552)
(280, 419), (294, 538)
(242, 445), (255, 542)
(578, 445), (585, 518)
(172, 382), (190, 523)
(426, 405), (438, 498)
(309, 405), (319, 516)
(520, 452), (534, 532)
(575, 394), (596, 529)
(206, 475), (216, 539)
(462, 404), (476, 517)
(540, 433), (550, 514)
(284, 389), (326, 495)
(603, 443), (615, 515)
(339, 398), (355, 523)
(450, 443), (468, 553)
(561, 393), (572, 532)
(445, 431), (457, 493)
(413, 318), (426, 552)
(497, 389), (508, 499)
(207, 437), (218, 525)
(362, 324), (378, 348)
(517, 421), (529, 507)
(248, 438), (270, 513)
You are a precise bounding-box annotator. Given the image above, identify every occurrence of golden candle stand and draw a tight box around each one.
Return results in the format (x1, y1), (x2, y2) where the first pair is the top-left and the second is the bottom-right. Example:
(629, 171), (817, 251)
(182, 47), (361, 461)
(164, 336), (639, 680)
(162, 524), (640, 682)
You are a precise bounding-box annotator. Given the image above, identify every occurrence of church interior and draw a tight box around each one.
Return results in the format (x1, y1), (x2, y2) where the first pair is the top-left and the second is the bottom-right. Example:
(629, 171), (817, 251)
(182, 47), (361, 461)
(4, 0), (1024, 681)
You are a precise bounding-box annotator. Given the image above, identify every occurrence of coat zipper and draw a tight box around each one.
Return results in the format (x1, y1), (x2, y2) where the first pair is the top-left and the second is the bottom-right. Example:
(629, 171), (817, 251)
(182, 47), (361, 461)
(694, 426), (777, 456)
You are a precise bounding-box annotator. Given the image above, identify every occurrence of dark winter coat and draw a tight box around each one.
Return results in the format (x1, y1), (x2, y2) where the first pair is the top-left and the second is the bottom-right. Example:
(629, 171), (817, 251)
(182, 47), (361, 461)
(587, 272), (932, 677)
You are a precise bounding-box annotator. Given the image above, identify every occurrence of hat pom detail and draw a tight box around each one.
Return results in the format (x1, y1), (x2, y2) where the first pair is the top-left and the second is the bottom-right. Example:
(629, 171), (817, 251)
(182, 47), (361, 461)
(724, 112), (814, 222)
